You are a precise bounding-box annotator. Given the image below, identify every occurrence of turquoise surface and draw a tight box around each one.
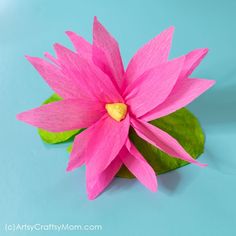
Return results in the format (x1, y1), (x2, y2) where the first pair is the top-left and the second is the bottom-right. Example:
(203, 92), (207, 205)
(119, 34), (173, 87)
(1, 0), (236, 235)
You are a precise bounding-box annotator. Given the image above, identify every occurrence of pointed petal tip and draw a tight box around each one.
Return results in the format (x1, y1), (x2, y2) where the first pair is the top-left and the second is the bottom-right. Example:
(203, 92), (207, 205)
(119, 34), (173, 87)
(88, 193), (97, 200)
(210, 79), (216, 86)
(162, 26), (175, 36)
(65, 30), (74, 36)
(66, 165), (73, 172)
(25, 55), (34, 62)
(66, 160), (83, 172)
(16, 111), (30, 123)
(202, 78), (216, 89)
(192, 48), (209, 57)
(149, 179), (158, 192)
(151, 25), (175, 42)
(150, 187), (157, 193)
(93, 16), (104, 30)
(87, 187), (100, 200)
(53, 42), (68, 51)
(196, 162), (208, 168)
(202, 48), (209, 54)
(53, 42), (60, 49)
(94, 16), (98, 22)
(25, 55), (43, 65)
(168, 25), (175, 32)
(16, 112), (23, 121)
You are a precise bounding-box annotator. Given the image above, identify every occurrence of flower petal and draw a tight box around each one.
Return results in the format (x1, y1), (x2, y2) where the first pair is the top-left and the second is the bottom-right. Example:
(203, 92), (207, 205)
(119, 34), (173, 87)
(93, 17), (125, 90)
(17, 99), (105, 132)
(25, 56), (85, 99)
(86, 158), (122, 200)
(66, 31), (92, 59)
(86, 114), (130, 179)
(53, 43), (123, 103)
(119, 139), (157, 192)
(131, 118), (206, 167)
(180, 48), (208, 79)
(125, 26), (174, 85)
(141, 78), (215, 121)
(67, 123), (98, 171)
(125, 57), (184, 118)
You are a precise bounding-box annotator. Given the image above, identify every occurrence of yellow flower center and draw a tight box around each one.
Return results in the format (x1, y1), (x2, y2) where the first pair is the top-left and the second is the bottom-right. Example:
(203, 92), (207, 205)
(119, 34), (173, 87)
(105, 103), (127, 122)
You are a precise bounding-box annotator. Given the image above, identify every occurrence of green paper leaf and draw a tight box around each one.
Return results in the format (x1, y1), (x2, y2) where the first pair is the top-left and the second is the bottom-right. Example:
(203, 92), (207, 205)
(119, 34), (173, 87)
(38, 94), (80, 144)
(42, 93), (62, 104)
(116, 108), (205, 178)
(67, 143), (73, 153)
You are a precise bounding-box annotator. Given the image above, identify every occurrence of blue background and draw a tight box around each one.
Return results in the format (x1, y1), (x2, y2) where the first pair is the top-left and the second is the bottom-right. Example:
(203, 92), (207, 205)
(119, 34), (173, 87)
(1, 0), (236, 235)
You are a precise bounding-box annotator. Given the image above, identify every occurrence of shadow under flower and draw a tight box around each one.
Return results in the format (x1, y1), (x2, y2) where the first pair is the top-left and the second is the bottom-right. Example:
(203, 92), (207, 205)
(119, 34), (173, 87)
(105, 177), (136, 194)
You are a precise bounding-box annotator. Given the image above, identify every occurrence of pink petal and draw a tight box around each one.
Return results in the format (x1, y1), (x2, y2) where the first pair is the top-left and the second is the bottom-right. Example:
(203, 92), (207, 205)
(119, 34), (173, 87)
(131, 118), (207, 167)
(66, 30), (120, 88)
(179, 48), (208, 79)
(86, 158), (122, 200)
(93, 17), (125, 90)
(92, 45), (115, 88)
(141, 78), (215, 121)
(125, 26), (174, 85)
(86, 114), (130, 179)
(66, 30), (117, 84)
(124, 57), (184, 118)
(17, 99), (105, 132)
(25, 56), (85, 99)
(53, 43), (123, 103)
(66, 31), (92, 59)
(119, 139), (157, 192)
(67, 122), (99, 171)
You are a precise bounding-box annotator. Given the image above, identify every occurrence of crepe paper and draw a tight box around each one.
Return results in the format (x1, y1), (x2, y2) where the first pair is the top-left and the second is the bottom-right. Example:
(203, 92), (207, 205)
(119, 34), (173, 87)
(39, 129), (79, 144)
(67, 143), (73, 153)
(38, 94), (80, 144)
(42, 93), (62, 103)
(17, 17), (215, 200)
(64, 107), (204, 178)
(117, 107), (204, 178)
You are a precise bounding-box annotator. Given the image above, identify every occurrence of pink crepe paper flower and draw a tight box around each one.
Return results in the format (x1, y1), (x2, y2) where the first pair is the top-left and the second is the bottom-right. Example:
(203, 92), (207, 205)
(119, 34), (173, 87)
(17, 17), (215, 200)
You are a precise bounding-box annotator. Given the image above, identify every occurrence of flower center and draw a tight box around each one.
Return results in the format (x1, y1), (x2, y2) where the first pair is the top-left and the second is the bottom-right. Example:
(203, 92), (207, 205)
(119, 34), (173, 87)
(105, 103), (127, 122)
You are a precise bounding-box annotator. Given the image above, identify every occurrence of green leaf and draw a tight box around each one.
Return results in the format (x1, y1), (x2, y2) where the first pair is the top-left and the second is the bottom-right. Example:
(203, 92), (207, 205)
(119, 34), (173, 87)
(67, 143), (73, 153)
(116, 108), (205, 178)
(38, 94), (80, 144)
(42, 93), (62, 104)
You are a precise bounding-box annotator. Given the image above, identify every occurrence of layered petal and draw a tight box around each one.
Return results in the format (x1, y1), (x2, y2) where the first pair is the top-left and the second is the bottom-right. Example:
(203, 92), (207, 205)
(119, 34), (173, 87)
(141, 78), (215, 121)
(86, 158), (122, 200)
(125, 26), (174, 85)
(53, 43), (123, 103)
(179, 48), (208, 79)
(119, 139), (157, 192)
(25, 56), (85, 99)
(67, 125), (97, 171)
(17, 99), (105, 132)
(131, 118), (206, 166)
(79, 114), (130, 179)
(124, 57), (184, 117)
(93, 17), (125, 90)
(66, 31), (92, 59)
